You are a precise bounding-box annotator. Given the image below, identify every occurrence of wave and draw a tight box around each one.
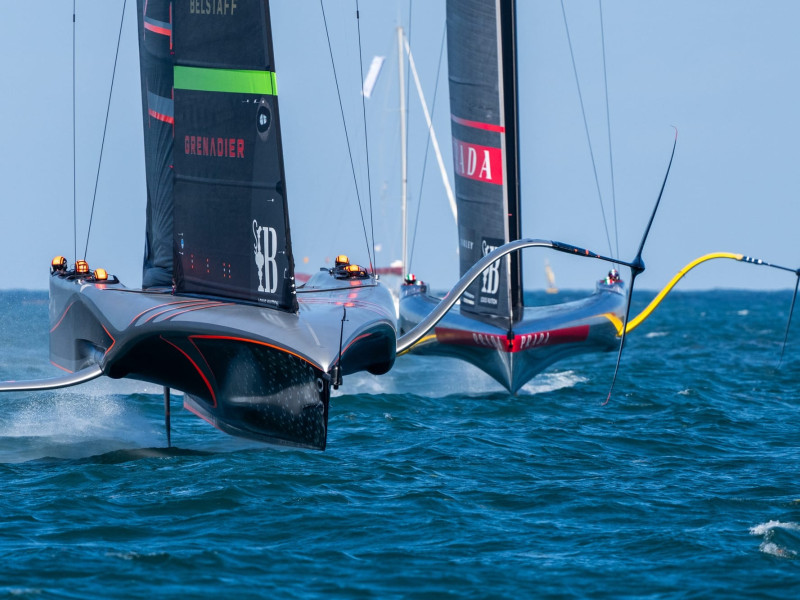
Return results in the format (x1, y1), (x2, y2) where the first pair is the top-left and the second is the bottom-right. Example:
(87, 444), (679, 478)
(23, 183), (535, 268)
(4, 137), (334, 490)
(519, 370), (586, 394)
(0, 386), (167, 463)
(332, 356), (585, 398)
(749, 520), (800, 536)
(749, 520), (800, 559)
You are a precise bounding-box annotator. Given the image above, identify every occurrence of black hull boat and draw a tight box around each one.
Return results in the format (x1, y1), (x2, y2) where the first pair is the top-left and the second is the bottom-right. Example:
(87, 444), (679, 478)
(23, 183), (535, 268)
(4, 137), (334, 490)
(399, 279), (623, 393)
(48, 269), (395, 450)
(398, 0), (626, 392)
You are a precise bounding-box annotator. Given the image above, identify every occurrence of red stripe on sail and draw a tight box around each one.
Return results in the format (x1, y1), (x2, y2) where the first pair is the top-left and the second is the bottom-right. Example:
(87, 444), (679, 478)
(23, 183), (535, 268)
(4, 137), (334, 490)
(451, 115), (505, 133)
(144, 21), (171, 37)
(148, 108), (174, 124)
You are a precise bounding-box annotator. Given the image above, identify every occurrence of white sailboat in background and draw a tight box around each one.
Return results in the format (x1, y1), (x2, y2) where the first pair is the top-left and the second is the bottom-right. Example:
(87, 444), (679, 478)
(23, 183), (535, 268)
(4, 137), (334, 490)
(545, 260), (558, 295)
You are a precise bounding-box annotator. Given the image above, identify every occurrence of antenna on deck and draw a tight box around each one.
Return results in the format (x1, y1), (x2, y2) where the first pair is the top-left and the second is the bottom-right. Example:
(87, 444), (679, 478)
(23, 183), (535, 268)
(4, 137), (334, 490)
(332, 306), (348, 389)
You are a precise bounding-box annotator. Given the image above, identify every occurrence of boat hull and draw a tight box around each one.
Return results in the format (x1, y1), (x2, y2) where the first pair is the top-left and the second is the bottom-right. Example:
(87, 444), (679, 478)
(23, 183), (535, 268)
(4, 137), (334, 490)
(398, 281), (625, 393)
(48, 270), (396, 449)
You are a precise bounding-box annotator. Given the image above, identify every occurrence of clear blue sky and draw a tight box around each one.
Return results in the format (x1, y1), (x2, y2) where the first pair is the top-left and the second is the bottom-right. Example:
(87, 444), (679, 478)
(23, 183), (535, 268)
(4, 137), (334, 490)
(1, 1), (798, 292)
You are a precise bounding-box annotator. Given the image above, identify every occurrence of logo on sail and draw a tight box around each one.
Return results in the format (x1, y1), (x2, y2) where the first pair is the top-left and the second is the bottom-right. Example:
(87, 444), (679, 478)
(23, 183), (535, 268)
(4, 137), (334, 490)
(452, 138), (503, 185)
(189, 0), (238, 16)
(256, 101), (273, 142)
(184, 135), (244, 158)
(479, 238), (503, 304)
(257, 105), (272, 134)
(253, 220), (278, 293)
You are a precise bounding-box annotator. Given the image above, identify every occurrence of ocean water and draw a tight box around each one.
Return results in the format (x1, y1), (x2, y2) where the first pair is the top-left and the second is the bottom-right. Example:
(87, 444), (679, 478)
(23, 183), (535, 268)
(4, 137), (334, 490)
(0, 289), (798, 598)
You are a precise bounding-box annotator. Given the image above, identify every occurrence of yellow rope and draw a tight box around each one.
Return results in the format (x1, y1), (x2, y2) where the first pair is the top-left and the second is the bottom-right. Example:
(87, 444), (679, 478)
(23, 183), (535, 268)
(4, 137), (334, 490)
(622, 252), (744, 334)
(397, 333), (437, 356)
(404, 252), (748, 349)
(601, 312), (624, 335)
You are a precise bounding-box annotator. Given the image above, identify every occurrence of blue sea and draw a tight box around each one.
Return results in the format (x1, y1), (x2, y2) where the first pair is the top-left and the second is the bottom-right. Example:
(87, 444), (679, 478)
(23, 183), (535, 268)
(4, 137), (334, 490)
(0, 289), (798, 598)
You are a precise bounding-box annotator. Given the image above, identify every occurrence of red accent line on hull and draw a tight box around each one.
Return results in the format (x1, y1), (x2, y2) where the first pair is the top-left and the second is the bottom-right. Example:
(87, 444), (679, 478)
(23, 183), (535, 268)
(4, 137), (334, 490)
(50, 360), (73, 374)
(163, 302), (234, 321)
(50, 302), (75, 334)
(189, 335), (320, 370)
(101, 324), (116, 355)
(160, 336), (217, 406)
(129, 299), (211, 326)
(330, 333), (372, 367)
(434, 325), (590, 353)
(144, 301), (223, 324)
(183, 400), (226, 434)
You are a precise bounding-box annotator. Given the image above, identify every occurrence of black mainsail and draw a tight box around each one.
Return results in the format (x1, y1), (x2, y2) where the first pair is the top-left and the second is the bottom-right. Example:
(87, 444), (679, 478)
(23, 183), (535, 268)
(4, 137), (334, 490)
(447, 0), (522, 323)
(138, 0), (296, 311)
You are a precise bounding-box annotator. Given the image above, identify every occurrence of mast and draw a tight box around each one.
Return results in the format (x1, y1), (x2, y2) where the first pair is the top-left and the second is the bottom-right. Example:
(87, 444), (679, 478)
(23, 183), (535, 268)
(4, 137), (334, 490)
(498, 0), (523, 320)
(398, 26), (408, 274)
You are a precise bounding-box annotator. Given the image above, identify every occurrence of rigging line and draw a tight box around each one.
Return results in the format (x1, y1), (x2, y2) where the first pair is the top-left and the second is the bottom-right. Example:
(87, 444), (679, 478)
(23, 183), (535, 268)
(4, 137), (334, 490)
(84, 0), (127, 261)
(408, 23), (447, 272)
(319, 0), (374, 271)
(599, 0), (619, 260)
(355, 0), (376, 273)
(778, 272), (799, 368)
(559, 0), (614, 258)
(72, 1), (77, 264)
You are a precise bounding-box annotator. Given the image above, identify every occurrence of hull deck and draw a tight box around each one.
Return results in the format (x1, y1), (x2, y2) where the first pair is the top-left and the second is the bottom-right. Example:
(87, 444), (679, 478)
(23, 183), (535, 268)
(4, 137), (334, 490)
(398, 280), (625, 393)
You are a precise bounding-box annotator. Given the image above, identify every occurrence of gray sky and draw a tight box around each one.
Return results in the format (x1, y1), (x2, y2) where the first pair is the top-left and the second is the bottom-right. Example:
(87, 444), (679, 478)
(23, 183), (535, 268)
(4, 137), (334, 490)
(1, 0), (798, 292)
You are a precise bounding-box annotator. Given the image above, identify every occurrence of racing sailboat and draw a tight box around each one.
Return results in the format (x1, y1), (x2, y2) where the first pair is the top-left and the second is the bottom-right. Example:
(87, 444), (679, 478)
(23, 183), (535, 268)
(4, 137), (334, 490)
(398, 0), (626, 393)
(0, 1), (396, 450)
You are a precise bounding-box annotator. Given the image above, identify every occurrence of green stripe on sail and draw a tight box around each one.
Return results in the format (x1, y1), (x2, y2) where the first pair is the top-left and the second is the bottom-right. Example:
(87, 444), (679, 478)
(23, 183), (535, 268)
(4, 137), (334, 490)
(173, 66), (277, 95)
